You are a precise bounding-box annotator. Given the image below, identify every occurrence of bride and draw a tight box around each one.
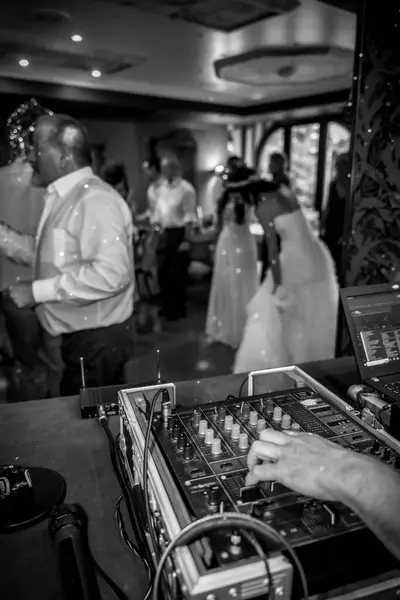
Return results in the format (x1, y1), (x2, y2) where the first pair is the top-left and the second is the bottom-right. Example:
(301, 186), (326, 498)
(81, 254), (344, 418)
(234, 184), (338, 373)
(205, 167), (259, 349)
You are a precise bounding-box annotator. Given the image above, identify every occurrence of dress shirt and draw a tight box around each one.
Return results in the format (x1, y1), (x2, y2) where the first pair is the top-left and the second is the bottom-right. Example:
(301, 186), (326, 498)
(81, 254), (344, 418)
(151, 177), (196, 229)
(0, 167), (135, 336)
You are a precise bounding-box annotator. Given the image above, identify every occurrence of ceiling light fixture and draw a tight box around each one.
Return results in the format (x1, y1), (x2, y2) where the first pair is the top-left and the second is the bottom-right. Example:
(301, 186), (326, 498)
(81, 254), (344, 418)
(91, 69), (101, 78)
(19, 59), (30, 67)
(71, 34), (83, 43)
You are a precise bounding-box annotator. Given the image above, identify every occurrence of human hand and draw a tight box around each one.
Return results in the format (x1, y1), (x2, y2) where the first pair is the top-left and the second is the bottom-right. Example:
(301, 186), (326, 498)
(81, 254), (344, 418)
(246, 429), (357, 502)
(7, 281), (36, 308)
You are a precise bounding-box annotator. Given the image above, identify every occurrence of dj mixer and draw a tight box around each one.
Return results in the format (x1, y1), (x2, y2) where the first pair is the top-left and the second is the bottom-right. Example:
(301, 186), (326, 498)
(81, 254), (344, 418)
(118, 382), (400, 600)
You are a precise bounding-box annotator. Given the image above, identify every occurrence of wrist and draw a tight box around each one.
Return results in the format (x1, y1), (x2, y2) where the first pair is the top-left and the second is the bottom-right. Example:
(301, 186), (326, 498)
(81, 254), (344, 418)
(321, 450), (371, 505)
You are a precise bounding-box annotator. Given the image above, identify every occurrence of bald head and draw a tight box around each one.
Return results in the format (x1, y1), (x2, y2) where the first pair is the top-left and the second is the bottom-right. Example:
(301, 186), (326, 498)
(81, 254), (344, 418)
(160, 155), (181, 183)
(29, 114), (92, 187)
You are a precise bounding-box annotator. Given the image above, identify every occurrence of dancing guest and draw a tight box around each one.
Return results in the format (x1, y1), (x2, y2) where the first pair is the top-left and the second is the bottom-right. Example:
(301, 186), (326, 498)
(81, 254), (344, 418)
(205, 165), (258, 349)
(151, 156), (196, 321)
(269, 152), (291, 187)
(0, 113), (135, 395)
(234, 183), (338, 372)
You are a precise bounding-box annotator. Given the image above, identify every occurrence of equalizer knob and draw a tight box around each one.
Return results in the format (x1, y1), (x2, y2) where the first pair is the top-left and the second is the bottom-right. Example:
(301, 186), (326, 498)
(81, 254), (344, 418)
(231, 423), (241, 440)
(205, 429), (214, 445)
(211, 438), (222, 455)
(382, 448), (391, 463)
(249, 411), (258, 426)
(217, 406), (226, 422)
(272, 406), (282, 424)
(266, 399), (274, 416)
(371, 440), (380, 455)
(199, 420), (208, 436)
(193, 410), (201, 428)
(242, 404), (251, 419)
(224, 415), (234, 431)
(281, 414), (291, 430)
(291, 422), (301, 432)
(208, 485), (219, 506)
(257, 418), (266, 433)
(178, 434), (187, 450)
(167, 417), (175, 431)
(172, 425), (181, 440)
(183, 443), (194, 461)
(239, 433), (249, 450)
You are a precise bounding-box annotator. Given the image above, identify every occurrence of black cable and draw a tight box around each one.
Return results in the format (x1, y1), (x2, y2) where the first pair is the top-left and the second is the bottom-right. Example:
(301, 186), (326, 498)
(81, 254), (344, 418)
(238, 374), (249, 397)
(93, 558), (130, 600)
(151, 513), (309, 600)
(143, 387), (165, 560)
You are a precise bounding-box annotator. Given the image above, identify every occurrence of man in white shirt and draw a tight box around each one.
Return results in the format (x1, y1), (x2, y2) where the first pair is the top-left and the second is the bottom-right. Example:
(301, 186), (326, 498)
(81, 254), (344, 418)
(152, 156), (196, 320)
(0, 114), (135, 396)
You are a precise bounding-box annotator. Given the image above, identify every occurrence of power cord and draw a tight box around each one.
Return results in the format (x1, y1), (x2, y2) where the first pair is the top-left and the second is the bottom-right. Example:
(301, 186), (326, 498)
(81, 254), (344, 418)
(151, 512), (308, 600)
(238, 375), (249, 398)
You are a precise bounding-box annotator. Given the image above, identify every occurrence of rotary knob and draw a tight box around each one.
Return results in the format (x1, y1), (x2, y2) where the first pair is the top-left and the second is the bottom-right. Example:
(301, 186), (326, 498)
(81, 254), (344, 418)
(281, 414), (291, 430)
(371, 440), (380, 455)
(178, 434), (187, 450)
(249, 411), (258, 426)
(208, 485), (219, 506)
(198, 420), (208, 436)
(272, 406), (282, 424)
(217, 406), (226, 422)
(205, 429), (214, 445)
(183, 443), (194, 461)
(383, 448), (391, 463)
(211, 438), (222, 455)
(265, 399), (274, 416)
(172, 425), (181, 440)
(291, 422), (301, 432)
(238, 433), (249, 450)
(242, 404), (250, 419)
(231, 423), (241, 440)
(257, 418), (266, 433)
(192, 410), (201, 427)
(167, 417), (175, 431)
(224, 415), (233, 431)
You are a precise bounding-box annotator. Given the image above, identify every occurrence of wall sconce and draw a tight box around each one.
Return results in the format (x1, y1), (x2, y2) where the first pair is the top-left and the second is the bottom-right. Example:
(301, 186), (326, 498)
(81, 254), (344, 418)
(214, 164), (225, 175)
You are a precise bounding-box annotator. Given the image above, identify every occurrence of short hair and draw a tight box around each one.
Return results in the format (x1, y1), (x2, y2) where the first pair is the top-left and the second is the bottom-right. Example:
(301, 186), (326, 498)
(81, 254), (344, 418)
(227, 155), (242, 168)
(102, 162), (128, 187)
(270, 152), (287, 167)
(145, 157), (160, 173)
(47, 114), (92, 168)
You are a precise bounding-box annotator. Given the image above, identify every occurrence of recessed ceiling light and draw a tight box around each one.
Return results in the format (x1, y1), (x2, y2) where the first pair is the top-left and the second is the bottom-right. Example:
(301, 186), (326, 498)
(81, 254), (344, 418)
(19, 59), (29, 67)
(208, 96), (215, 102)
(252, 93), (263, 100)
(71, 34), (83, 43)
(91, 69), (101, 78)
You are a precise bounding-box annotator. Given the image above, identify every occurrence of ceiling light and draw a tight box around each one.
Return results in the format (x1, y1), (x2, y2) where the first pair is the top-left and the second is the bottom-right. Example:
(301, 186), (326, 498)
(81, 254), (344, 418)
(71, 34), (83, 43)
(19, 59), (29, 67)
(91, 69), (101, 78)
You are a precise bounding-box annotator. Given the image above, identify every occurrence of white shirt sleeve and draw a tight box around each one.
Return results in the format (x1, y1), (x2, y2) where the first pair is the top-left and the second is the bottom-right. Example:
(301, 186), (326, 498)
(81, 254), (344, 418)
(182, 184), (197, 224)
(0, 222), (35, 267)
(32, 191), (134, 305)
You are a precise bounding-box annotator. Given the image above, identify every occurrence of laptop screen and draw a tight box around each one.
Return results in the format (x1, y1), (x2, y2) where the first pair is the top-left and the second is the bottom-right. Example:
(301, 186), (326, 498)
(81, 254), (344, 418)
(342, 285), (400, 380)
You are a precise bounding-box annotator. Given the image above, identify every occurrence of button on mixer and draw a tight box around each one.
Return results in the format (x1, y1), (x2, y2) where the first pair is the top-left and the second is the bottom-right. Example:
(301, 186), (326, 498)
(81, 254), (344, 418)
(211, 438), (222, 455)
(167, 417), (175, 431)
(281, 414), (291, 430)
(272, 406), (282, 424)
(172, 425), (181, 440)
(199, 420), (208, 436)
(371, 440), (380, 455)
(183, 443), (194, 461)
(193, 410), (201, 427)
(238, 433), (249, 450)
(231, 423), (240, 440)
(205, 429), (214, 445)
(217, 406), (226, 422)
(224, 415), (233, 431)
(249, 411), (258, 426)
(178, 434), (187, 450)
(257, 418), (266, 433)
(208, 485), (219, 506)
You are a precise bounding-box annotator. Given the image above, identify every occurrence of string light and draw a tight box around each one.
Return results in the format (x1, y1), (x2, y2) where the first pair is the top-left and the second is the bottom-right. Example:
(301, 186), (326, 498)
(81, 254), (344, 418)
(6, 98), (53, 161)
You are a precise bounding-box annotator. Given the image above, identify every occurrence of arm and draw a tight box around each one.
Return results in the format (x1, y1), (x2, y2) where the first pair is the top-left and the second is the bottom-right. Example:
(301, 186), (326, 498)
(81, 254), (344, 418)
(0, 221), (35, 267)
(182, 185), (197, 241)
(32, 192), (134, 305)
(246, 430), (400, 560)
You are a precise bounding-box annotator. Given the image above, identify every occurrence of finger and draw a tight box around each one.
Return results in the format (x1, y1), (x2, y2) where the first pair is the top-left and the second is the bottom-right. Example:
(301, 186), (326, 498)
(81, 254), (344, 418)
(247, 440), (283, 471)
(246, 462), (278, 486)
(258, 430), (293, 445)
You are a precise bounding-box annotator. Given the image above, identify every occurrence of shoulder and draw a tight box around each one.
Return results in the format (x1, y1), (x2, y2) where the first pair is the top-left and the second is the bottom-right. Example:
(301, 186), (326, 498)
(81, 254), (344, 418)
(79, 177), (132, 222)
(180, 179), (195, 194)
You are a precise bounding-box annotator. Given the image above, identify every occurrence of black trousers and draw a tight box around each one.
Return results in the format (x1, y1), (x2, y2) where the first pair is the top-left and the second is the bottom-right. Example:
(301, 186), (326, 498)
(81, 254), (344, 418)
(60, 317), (135, 396)
(156, 227), (189, 320)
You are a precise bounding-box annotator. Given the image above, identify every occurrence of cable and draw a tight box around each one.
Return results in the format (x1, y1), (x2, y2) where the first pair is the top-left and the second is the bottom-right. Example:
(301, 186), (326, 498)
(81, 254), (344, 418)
(94, 559), (130, 600)
(238, 374), (249, 397)
(241, 529), (272, 599)
(151, 512), (308, 600)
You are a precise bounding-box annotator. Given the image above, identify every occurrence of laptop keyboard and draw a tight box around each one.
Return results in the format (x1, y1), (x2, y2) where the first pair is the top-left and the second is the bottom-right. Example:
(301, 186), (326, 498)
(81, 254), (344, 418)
(384, 381), (400, 396)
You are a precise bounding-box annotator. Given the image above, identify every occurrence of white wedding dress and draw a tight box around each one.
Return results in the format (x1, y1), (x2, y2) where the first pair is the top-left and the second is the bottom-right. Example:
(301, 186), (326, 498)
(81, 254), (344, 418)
(234, 209), (338, 372)
(206, 201), (258, 349)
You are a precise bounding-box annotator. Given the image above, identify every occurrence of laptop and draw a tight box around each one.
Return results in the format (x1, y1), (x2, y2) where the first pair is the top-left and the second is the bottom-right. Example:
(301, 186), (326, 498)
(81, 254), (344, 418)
(341, 282), (400, 402)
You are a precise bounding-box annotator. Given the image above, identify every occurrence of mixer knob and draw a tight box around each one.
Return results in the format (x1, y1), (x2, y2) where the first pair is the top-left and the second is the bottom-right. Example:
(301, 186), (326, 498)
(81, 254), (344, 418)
(249, 411), (258, 426)
(211, 438), (222, 455)
(272, 406), (282, 424)
(242, 404), (251, 419)
(231, 423), (241, 440)
(178, 434), (187, 450)
(281, 414), (291, 430)
(291, 422), (301, 432)
(217, 406), (226, 422)
(382, 448), (391, 463)
(265, 399), (274, 416)
(257, 418), (266, 433)
(172, 425), (181, 440)
(167, 417), (175, 431)
(199, 420), (208, 436)
(224, 415), (234, 431)
(183, 443), (194, 461)
(208, 485), (219, 506)
(192, 410), (201, 427)
(205, 429), (214, 445)
(238, 433), (249, 450)
(371, 440), (381, 455)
